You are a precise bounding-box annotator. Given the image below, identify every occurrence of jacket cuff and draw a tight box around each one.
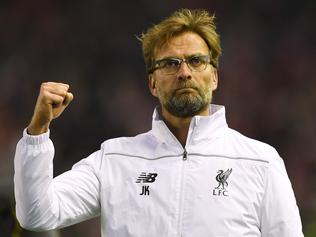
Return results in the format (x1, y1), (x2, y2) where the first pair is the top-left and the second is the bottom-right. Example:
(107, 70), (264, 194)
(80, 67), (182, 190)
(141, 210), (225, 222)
(23, 128), (50, 145)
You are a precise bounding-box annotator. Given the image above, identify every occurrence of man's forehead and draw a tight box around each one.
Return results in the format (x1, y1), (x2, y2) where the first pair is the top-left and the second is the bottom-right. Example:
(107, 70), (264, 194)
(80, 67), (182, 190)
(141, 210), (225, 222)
(154, 32), (209, 59)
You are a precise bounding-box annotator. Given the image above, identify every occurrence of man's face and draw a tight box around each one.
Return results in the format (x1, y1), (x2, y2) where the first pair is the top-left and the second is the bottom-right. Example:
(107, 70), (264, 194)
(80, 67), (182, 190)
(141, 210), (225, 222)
(149, 31), (218, 118)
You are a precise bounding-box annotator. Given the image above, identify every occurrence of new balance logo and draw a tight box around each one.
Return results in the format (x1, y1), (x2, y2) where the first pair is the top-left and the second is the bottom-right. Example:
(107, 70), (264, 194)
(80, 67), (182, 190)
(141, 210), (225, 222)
(136, 172), (158, 196)
(136, 172), (158, 183)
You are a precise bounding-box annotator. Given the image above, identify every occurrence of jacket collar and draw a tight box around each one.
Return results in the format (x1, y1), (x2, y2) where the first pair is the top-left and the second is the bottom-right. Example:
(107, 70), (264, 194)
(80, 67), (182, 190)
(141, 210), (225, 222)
(151, 104), (228, 147)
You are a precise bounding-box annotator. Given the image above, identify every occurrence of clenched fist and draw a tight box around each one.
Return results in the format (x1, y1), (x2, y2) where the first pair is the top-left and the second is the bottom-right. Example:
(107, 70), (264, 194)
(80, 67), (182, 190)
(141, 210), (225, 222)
(27, 82), (74, 135)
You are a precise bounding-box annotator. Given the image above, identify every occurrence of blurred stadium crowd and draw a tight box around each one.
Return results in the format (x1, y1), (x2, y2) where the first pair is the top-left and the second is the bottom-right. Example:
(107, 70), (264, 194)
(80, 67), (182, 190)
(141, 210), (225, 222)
(0, 0), (315, 236)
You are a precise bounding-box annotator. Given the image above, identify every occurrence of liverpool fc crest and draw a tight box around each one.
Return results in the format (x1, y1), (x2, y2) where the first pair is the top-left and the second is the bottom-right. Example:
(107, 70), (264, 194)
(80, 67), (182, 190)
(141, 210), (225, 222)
(212, 168), (232, 196)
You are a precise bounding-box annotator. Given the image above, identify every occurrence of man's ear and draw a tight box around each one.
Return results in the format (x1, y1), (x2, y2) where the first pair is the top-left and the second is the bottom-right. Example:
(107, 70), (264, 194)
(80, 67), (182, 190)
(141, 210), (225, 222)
(148, 74), (158, 97)
(211, 67), (218, 91)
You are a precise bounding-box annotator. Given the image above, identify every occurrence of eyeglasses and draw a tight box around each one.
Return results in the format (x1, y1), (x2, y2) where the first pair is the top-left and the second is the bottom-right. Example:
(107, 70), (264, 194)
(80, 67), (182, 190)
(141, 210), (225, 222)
(149, 55), (212, 75)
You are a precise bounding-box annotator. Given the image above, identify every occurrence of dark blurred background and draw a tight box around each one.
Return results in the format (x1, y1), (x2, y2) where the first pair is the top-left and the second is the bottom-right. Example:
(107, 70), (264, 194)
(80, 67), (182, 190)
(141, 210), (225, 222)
(0, 0), (315, 236)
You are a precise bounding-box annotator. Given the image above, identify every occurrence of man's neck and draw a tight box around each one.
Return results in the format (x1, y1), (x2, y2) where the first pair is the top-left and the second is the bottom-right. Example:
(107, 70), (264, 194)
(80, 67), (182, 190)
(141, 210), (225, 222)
(161, 107), (210, 147)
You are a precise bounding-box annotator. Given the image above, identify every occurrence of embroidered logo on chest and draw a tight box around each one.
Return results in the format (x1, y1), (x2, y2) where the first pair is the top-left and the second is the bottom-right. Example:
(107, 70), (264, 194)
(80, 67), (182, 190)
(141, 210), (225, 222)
(136, 172), (158, 196)
(212, 168), (232, 197)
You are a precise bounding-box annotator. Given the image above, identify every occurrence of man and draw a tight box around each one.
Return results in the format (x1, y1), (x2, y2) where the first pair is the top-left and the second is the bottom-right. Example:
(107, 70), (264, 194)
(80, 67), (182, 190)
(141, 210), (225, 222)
(14, 9), (303, 237)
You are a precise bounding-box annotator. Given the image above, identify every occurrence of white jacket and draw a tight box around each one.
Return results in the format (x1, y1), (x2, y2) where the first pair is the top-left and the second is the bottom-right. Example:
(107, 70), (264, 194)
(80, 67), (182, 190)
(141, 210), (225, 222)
(14, 104), (304, 237)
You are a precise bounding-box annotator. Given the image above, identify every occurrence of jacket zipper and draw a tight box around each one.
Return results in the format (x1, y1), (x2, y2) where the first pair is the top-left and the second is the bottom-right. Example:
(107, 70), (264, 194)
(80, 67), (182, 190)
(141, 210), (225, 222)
(177, 148), (188, 236)
(183, 149), (188, 161)
(158, 120), (192, 236)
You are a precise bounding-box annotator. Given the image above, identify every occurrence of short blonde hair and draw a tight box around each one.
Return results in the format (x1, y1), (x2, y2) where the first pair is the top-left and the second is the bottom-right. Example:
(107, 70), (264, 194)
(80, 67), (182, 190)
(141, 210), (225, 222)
(139, 9), (222, 73)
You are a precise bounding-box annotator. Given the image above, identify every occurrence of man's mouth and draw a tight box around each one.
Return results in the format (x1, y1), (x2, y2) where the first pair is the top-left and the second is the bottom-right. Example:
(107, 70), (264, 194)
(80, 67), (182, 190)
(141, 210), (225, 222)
(175, 87), (197, 94)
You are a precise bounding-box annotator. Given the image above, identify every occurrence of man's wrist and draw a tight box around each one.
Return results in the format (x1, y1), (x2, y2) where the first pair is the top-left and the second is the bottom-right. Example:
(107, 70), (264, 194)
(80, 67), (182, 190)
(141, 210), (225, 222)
(27, 123), (50, 135)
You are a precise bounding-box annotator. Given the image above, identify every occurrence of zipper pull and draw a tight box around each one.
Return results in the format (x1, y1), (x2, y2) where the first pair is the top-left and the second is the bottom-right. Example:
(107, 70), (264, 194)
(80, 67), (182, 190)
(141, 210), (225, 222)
(183, 149), (188, 161)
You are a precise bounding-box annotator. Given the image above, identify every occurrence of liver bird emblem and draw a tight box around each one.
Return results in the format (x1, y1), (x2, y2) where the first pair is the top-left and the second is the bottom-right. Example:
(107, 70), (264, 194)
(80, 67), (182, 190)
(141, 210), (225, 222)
(215, 168), (232, 190)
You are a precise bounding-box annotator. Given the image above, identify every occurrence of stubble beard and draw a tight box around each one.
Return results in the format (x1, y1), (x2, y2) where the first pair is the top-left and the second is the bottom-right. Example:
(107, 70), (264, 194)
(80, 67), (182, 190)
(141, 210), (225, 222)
(160, 85), (212, 118)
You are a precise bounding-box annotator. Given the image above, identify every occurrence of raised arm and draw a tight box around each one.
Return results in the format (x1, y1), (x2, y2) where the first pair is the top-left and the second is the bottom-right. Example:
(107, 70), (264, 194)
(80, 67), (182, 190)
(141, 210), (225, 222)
(14, 82), (101, 231)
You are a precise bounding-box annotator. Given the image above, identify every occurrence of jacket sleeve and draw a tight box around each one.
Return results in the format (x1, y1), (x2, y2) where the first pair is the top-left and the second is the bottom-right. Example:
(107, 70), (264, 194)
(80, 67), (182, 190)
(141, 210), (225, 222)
(14, 129), (101, 231)
(260, 155), (304, 237)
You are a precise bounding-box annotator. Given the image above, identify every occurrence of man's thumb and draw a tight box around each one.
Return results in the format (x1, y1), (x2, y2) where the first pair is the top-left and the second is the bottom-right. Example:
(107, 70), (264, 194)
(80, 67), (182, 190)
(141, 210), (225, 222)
(63, 92), (74, 107)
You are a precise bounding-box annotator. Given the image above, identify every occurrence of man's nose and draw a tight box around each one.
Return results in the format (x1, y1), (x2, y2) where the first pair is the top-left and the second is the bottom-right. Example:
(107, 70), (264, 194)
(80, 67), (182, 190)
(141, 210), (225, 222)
(177, 61), (192, 80)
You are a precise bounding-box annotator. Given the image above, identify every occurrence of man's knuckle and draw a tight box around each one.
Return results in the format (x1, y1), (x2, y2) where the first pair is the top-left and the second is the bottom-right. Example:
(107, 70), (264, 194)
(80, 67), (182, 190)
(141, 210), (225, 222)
(40, 83), (49, 92)
(61, 90), (67, 97)
(41, 82), (49, 87)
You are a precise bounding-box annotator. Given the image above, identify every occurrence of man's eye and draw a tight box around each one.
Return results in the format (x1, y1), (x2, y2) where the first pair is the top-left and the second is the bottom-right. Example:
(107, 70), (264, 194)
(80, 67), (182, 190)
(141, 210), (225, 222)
(188, 56), (202, 66)
(163, 59), (180, 68)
